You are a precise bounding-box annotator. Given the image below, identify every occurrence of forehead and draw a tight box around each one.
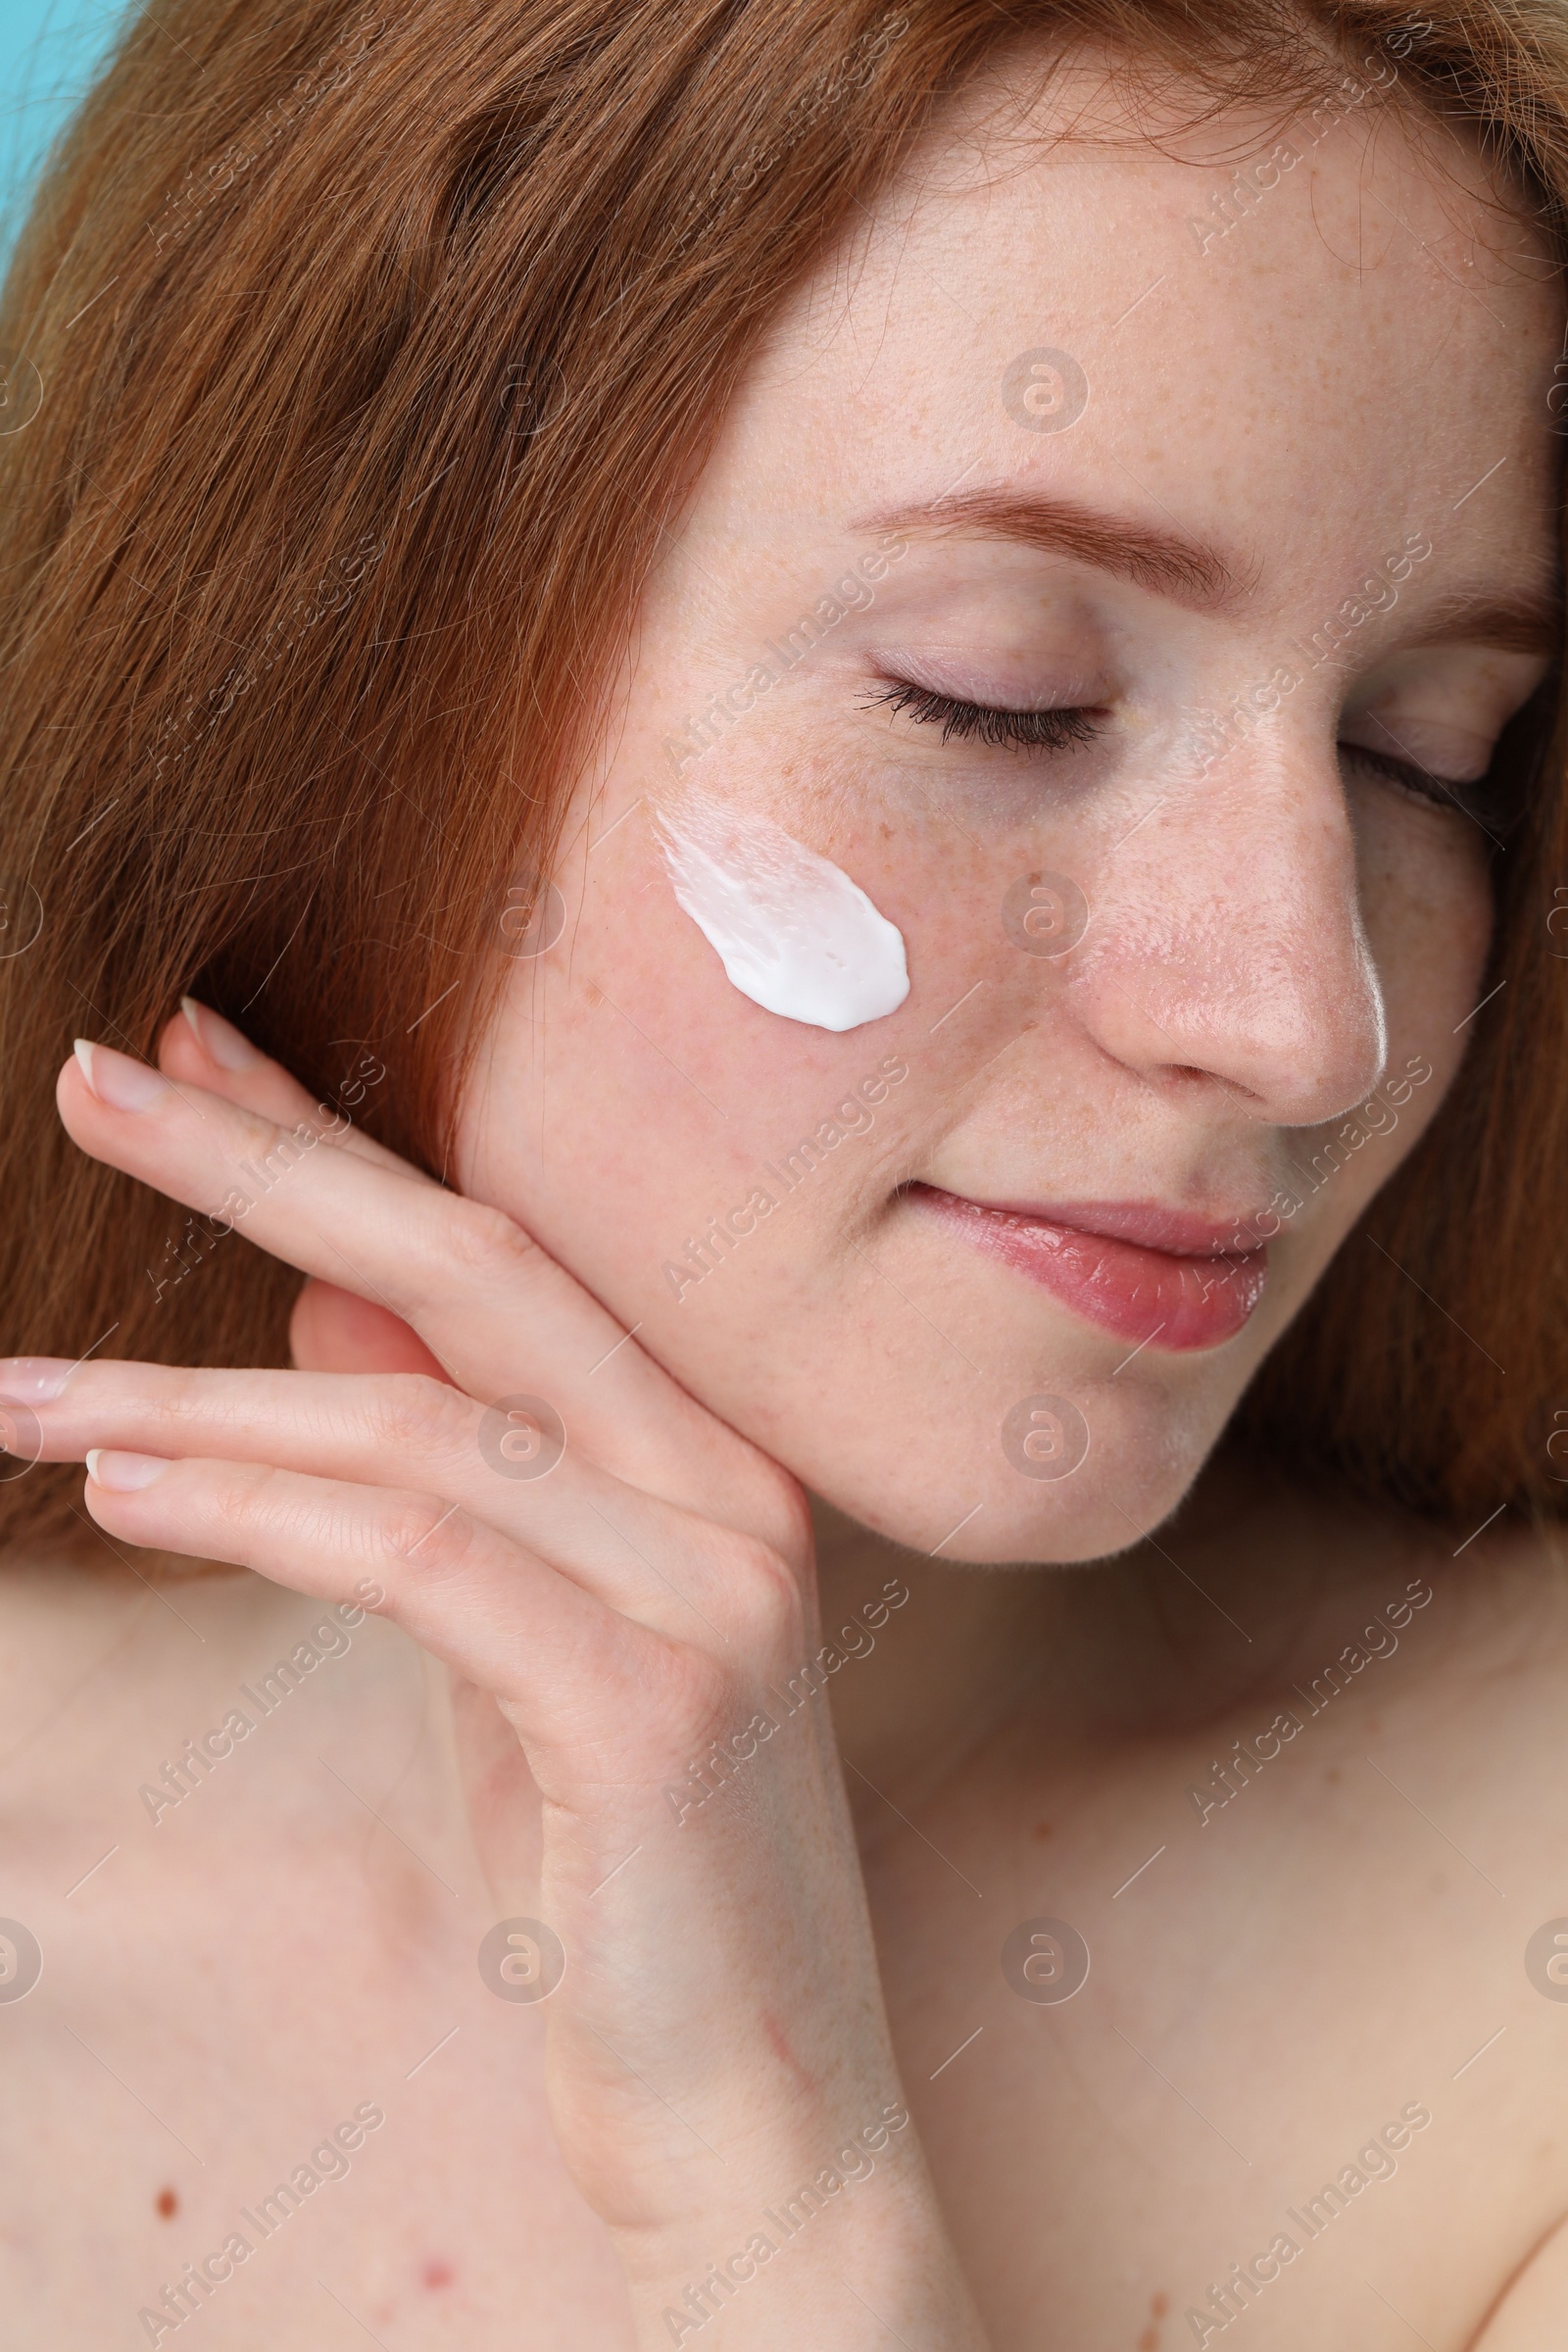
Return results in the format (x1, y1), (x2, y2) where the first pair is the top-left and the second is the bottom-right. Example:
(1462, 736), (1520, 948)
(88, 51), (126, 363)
(722, 43), (1565, 604)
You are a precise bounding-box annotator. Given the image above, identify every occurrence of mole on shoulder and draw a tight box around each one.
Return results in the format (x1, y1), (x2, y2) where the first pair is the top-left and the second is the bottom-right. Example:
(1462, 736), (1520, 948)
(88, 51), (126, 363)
(155, 2187), (177, 2220)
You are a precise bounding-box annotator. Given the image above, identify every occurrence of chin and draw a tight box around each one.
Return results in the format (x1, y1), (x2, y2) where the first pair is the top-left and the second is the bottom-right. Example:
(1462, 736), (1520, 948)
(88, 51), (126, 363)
(754, 1364), (1229, 1569)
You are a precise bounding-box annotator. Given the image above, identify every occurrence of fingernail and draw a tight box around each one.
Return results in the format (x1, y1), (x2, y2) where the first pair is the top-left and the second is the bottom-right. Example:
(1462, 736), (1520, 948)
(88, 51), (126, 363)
(85, 1448), (169, 1492)
(180, 996), (261, 1072)
(74, 1040), (168, 1111)
(0, 1358), (74, 1401)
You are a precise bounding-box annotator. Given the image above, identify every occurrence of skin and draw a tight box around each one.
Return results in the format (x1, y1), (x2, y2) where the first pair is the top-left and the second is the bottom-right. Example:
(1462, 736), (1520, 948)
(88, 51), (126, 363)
(457, 59), (1554, 1567)
(2, 39), (1566, 2351)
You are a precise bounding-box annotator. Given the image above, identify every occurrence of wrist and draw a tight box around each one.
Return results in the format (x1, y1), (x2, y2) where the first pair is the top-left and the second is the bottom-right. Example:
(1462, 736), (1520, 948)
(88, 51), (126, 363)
(613, 2118), (990, 2349)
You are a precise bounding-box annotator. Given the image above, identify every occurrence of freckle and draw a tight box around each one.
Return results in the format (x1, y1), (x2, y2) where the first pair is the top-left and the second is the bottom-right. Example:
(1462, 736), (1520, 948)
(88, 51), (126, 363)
(1152, 2291), (1170, 2317)
(155, 2186), (177, 2219)
(1031, 1820), (1054, 1840)
(1139, 2329), (1158, 2350)
(421, 2258), (454, 2290)
(1326, 1765), (1343, 1784)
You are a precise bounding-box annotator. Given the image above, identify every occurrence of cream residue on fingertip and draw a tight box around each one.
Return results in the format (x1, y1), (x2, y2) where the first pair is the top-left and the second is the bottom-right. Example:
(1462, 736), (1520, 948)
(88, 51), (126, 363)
(655, 790), (909, 1033)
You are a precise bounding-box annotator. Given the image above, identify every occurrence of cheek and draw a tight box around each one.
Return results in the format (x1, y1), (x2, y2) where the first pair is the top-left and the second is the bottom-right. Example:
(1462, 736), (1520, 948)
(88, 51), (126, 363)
(448, 804), (924, 1294)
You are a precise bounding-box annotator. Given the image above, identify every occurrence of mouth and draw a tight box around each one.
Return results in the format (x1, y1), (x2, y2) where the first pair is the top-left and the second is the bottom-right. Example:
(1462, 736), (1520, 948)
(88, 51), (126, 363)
(907, 1185), (1269, 1353)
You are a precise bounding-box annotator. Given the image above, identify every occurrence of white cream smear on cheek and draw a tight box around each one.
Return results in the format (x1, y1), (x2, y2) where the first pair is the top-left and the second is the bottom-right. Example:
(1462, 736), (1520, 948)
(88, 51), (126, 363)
(655, 790), (909, 1033)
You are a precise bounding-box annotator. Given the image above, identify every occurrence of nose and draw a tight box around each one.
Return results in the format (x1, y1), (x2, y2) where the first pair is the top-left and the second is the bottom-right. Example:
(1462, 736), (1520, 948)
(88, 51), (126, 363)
(1069, 737), (1389, 1125)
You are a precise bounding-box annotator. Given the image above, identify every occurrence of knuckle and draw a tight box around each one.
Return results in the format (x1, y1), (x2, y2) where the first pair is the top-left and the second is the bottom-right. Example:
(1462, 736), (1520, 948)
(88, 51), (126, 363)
(230, 1104), (309, 1174)
(210, 1459), (288, 1533)
(363, 1373), (474, 1462)
(145, 1379), (196, 1441)
(438, 1197), (540, 1283)
(374, 1492), (476, 1578)
(763, 1473), (814, 1564)
(723, 1536), (805, 1653)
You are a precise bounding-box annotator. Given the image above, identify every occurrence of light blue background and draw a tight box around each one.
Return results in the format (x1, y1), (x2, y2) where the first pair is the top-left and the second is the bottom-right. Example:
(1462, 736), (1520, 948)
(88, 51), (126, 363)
(0, 0), (126, 262)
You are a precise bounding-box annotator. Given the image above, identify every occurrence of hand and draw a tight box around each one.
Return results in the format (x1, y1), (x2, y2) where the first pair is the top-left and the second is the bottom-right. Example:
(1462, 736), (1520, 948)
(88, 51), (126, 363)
(12, 1004), (991, 2349)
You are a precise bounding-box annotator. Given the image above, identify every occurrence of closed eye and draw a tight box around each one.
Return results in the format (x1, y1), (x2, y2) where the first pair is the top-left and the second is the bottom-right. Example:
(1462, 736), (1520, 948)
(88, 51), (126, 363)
(863, 679), (1102, 753)
(1337, 742), (1487, 817)
(865, 682), (1512, 824)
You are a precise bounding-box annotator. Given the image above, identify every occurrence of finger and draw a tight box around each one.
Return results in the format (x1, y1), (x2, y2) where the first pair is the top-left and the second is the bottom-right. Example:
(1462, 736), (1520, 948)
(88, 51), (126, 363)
(159, 1000), (424, 1185)
(9, 1354), (785, 1646)
(164, 1014), (464, 1379)
(449, 1673), (546, 1913)
(20, 1358), (783, 1642)
(59, 1042), (789, 1540)
(78, 1448), (706, 1789)
(61, 1037), (616, 1375)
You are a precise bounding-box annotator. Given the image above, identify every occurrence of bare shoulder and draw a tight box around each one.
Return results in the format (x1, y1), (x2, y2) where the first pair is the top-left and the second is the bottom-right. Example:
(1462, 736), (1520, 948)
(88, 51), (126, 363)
(1207, 1456), (1568, 1687)
(1284, 1494), (1568, 1794)
(1404, 1506), (1568, 1694)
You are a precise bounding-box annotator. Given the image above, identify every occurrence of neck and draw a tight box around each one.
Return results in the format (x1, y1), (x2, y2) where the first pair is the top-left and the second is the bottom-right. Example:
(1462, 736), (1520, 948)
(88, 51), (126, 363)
(808, 1444), (1434, 1800)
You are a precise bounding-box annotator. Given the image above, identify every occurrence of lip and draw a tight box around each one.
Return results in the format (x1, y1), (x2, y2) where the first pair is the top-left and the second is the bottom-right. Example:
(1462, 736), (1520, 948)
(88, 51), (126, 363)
(909, 1184), (1269, 1352)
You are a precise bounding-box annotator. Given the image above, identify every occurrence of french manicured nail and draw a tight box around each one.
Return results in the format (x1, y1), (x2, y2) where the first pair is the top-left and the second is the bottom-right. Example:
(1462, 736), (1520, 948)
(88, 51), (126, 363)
(0, 1358), (74, 1402)
(85, 1448), (169, 1492)
(180, 996), (261, 1071)
(74, 1039), (168, 1111)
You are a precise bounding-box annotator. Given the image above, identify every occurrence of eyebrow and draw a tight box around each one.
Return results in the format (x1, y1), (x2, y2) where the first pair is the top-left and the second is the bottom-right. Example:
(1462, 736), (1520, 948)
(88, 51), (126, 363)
(1398, 585), (1563, 659)
(853, 486), (1252, 611)
(853, 485), (1565, 657)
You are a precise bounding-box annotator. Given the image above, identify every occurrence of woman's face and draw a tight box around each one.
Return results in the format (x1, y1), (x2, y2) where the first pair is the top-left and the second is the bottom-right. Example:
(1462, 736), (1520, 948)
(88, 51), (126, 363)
(455, 50), (1563, 1563)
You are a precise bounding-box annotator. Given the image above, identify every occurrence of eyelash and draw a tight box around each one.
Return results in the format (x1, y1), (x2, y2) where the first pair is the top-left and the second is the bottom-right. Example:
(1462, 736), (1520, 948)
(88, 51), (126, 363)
(864, 680), (1102, 752)
(868, 679), (1484, 814)
(1337, 743), (1475, 813)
